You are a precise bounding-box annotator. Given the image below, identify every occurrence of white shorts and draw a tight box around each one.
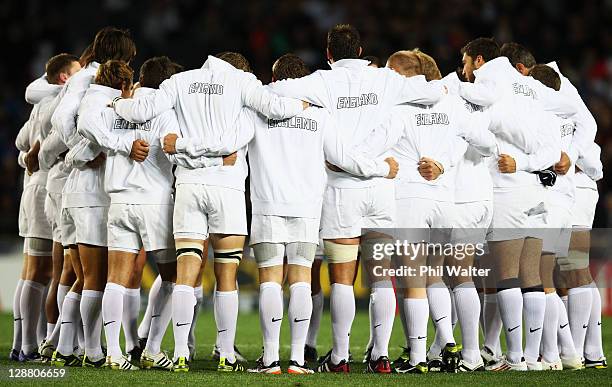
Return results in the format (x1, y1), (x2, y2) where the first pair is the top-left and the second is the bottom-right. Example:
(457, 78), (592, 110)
(45, 192), (63, 243)
(23, 185), (52, 240)
(173, 184), (247, 240)
(451, 201), (493, 245)
(107, 203), (174, 254)
(61, 206), (108, 247)
(541, 201), (572, 257)
(572, 187), (598, 229)
(487, 186), (546, 242)
(320, 182), (395, 239)
(250, 215), (319, 245)
(18, 191), (28, 237)
(395, 198), (455, 243)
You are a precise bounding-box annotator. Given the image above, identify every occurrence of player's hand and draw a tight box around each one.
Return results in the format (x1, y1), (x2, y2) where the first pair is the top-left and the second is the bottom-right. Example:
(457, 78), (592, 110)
(302, 101), (311, 109)
(418, 157), (443, 181)
(130, 139), (149, 162)
(162, 133), (178, 154)
(384, 157), (399, 179)
(223, 152), (238, 166)
(25, 141), (41, 175)
(498, 154), (516, 173)
(86, 152), (106, 168)
(554, 151), (571, 175)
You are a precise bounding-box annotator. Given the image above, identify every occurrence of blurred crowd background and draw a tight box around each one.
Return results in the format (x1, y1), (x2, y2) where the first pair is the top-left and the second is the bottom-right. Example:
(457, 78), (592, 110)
(0, 0), (611, 236)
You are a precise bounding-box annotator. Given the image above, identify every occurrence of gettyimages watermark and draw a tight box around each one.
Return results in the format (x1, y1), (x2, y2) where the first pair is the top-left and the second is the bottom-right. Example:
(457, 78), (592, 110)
(357, 227), (612, 289)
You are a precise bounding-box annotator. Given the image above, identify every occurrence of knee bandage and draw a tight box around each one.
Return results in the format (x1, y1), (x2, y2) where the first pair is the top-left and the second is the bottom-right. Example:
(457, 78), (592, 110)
(26, 237), (53, 256)
(214, 248), (243, 264)
(176, 241), (204, 261)
(286, 242), (317, 268)
(253, 243), (284, 268)
(324, 241), (359, 264)
(557, 250), (590, 271)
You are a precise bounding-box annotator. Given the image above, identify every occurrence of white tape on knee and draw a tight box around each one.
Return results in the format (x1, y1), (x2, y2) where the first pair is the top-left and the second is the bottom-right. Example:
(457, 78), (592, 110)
(175, 241), (204, 261)
(323, 241), (359, 264)
(286, 242), (316, 268)
(214, 248), (243, 264)
(558, 250), (590, 271)
(27, 237), (53, 256)
(253, 243), (284, 268)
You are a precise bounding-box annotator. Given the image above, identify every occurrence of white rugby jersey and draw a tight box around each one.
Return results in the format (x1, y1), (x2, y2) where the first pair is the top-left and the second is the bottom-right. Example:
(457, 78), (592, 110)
(39, 129), (71, 195)
(547, 117), (576, 203)
(574, 142), (603, 191)
(77, 86), (180, 205)
(269, 59), (446, 189)
(113, 55), (302, 189)
(25, 74), (58, 105)
(459, 57), (562, 189)
(246, 103), (390, 219)
(354, 94), (495, 202)
(62, 81), (110, 209)
(546, 61), (597, 167)
(51, 62), (100, 149)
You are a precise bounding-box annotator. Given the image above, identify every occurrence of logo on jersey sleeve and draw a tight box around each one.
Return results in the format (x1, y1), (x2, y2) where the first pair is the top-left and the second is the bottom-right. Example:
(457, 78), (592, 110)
(512, 82), (537, 99)
(336, 93), (378, 109)
(113, 118), (152, 131)
(188, 82), (224, 95)
(415, 112), (450, 126)
(268, 116), (318, 132)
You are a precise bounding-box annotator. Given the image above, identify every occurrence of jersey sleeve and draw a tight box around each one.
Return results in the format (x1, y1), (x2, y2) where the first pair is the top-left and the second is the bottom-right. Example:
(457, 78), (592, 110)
(241, 74), (304, 120)
(114, 77), (178, 123)
(77, 108), (133, 156)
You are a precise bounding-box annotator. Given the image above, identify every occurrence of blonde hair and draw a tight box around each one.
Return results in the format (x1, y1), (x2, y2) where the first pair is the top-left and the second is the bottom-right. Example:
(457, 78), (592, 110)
(95, 60), (133, 90)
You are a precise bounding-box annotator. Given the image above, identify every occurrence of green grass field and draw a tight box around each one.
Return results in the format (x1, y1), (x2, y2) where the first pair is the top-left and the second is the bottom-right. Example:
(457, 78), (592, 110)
(1, 310), (610, 386)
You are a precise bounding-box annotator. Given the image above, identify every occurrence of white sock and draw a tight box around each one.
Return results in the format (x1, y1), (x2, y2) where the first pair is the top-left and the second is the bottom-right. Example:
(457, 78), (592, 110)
(172, 285), (195, 360)
(557, 294), (578, 358)
(398, 293), (409, 347)
(214, 290), (238, 363)
(259, 282), (283, 365)
(369, 282), (395, 360)
(57, 284), (70, 313)
(330, 283), (354, 364)
(20, 280), (45, 354)
(46, 323), (55, 339)
(47, 284), (71, 346)
(584, 284), (604, 360)
(138, 275), (162, 339)
(541, 292), (560, 362)
(523, 291), (546, 362)
(12, 279), (24, 351)
(122, 288), (140, 353)
(289, 282), (312, 364)
(454, 283), (481, 363)
(483, 293), (503, 357)
(145, 281), (174, 355)
(405, 298), (428, 365)
(37, 284), (49, 344)
(306, 290), (323, 348)
(497, 287), (523, 363)
(478, 290), (485, 333)
(188, 285), (203, 355)
(450, 287), (458, 329)
(102, 283), (125, 358)
(366, 294), (374, 351)
(427, 283), (454, 349)
(77, 319), (84, 353)
(81, 290), (104, 361)
(57, 291), (81, 356)
(568, 285), (592, 354)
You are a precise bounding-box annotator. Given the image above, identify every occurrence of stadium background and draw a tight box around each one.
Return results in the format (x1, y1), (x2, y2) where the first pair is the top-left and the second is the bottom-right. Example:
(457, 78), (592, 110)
(0, 0), (610, 313)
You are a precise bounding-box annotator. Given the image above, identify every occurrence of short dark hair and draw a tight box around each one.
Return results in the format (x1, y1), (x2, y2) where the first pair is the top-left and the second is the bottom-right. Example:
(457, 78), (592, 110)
(46, 53), (79, 84)
(216, 52), (251, 72)
(139, 56), (184, 89)
(272, 54), (311, 81)
(529, 64), (561, 91)
(91, 27), (137, 65)
(501, 42), (536, 69)
(461, 37), (500, 63)
(363, 55), (381, 67)
(327, 24), (361, 61)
